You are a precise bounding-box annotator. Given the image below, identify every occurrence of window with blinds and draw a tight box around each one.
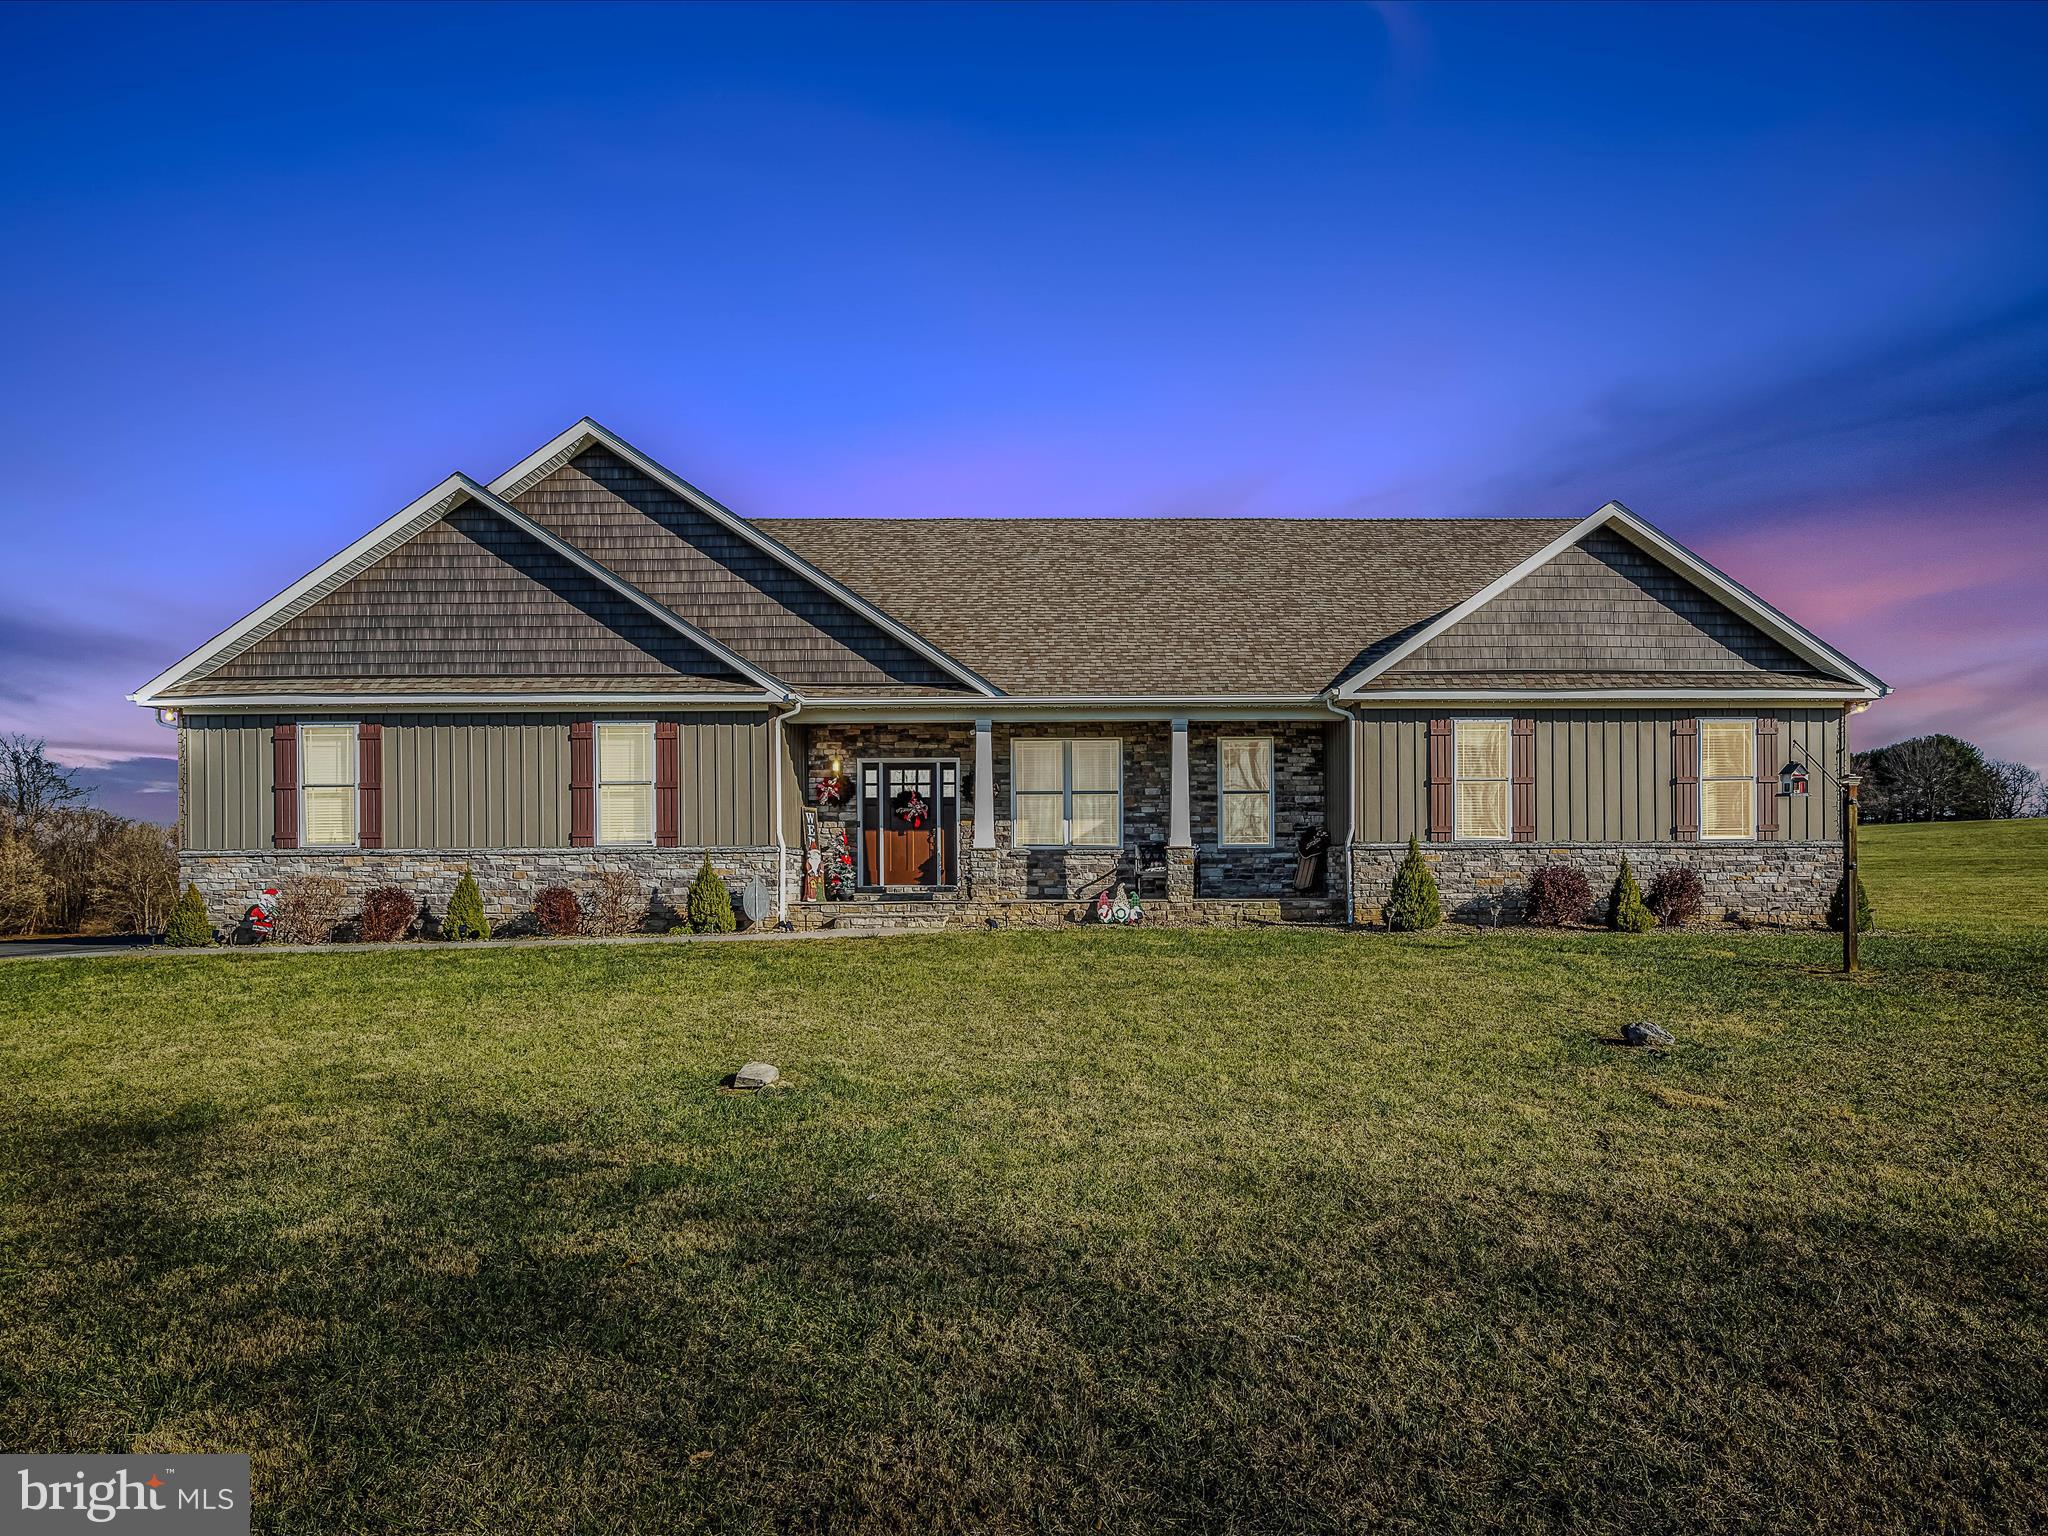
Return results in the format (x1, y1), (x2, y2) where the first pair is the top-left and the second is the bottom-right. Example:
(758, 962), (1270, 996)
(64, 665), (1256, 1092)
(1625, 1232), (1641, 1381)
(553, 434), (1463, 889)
(1700, 718), (1756, 840)
(597, 723), (655, 845)
(1454, 719), (1511, 841)
(299, 723), (358, 847)
(1219, 736), (1273, 846)
(1011, 738), (1122, 847)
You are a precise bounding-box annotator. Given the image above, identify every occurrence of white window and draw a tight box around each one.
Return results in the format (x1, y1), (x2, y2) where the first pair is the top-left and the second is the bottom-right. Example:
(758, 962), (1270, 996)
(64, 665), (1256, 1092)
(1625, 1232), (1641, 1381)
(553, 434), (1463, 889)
(1011, 738), (1122, 847)
(299, 723), (358, 847)
(597, 722), (655, 846)
(1700, 718), (1756, 840)
(1218, 736), (1274, 846)
(1454, 718), (1511, 841)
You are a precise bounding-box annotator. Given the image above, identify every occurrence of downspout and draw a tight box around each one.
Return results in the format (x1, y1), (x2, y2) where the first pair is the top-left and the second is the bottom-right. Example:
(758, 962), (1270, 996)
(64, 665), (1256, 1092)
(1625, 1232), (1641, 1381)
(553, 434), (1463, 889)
(772, 695), (805, 925)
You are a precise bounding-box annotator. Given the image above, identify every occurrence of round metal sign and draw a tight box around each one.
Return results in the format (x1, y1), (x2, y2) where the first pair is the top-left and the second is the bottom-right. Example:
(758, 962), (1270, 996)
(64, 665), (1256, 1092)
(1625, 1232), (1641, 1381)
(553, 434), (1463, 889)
(741, 877), (770, 925)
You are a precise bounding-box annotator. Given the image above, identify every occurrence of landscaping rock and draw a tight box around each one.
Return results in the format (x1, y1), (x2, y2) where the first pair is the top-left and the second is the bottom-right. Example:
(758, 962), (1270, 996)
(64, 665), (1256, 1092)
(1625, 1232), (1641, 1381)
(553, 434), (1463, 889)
(733, 1061), (780, 1089)
(1622, 1022), (1675, 1048)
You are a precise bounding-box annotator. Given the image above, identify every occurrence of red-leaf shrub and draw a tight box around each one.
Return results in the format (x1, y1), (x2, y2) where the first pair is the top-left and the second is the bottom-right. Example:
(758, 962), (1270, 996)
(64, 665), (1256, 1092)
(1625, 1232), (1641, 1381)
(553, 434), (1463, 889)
(1645, 867), (1706, 927)
(535, 885), (582, 937)
(1524, 865), (1592, 926)
(359, 884), (417, 943)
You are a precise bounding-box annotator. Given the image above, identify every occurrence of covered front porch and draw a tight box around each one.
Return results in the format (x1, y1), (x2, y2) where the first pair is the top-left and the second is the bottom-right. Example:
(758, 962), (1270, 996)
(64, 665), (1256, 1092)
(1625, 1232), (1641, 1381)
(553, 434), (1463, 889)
(787, 706), (1349, 926)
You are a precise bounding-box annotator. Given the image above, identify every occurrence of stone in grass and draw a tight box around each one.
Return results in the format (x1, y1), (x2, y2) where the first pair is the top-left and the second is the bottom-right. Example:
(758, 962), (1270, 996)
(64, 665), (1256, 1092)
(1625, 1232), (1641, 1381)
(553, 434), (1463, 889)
(1622, 1021), (1675, 1048)
(732, 1061), (780, 1090)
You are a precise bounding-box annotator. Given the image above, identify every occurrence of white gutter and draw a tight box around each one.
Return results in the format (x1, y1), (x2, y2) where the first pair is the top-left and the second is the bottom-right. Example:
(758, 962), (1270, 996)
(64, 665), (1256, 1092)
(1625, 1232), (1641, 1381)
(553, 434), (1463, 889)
(771, 695), (805, 924)
(1352, 687), (1884, 704)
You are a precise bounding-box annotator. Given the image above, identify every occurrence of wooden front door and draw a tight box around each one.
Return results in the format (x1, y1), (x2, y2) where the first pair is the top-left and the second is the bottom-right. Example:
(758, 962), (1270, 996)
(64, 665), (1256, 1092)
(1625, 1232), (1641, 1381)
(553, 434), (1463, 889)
(858, 760), (956, 887)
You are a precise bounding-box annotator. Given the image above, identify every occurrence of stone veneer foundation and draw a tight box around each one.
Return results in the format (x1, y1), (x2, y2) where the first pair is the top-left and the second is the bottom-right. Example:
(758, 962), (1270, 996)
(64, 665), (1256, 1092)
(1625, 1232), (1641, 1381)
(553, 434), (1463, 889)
(1347, 841), (1843, 928)
(178, 847), (781, 935)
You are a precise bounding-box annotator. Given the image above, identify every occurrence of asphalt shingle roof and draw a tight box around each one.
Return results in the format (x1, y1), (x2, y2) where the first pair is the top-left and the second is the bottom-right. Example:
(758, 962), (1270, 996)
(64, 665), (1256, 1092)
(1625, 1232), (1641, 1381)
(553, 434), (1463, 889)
(752, 517), (1576, 695)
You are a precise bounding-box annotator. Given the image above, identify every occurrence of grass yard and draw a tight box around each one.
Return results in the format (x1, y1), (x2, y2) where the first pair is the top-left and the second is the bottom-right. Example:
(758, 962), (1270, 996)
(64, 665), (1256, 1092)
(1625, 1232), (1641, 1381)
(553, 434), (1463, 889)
(1, 824), (2043, 1533)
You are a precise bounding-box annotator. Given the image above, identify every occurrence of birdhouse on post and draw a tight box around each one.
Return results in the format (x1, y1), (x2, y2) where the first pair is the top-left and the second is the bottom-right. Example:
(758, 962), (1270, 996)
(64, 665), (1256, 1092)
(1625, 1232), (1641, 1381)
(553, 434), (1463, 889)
(1779, 762), (1809, 797)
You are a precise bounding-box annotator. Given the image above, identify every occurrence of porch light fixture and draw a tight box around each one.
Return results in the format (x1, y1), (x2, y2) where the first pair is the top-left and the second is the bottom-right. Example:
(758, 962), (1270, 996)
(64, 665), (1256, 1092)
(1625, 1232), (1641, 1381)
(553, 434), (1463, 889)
(153, 707), (181, 728)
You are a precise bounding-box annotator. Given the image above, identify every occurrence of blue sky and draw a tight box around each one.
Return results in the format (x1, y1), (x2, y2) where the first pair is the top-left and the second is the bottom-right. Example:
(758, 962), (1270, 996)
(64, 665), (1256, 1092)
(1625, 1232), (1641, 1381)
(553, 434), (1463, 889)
(1, 2), (2043, 820)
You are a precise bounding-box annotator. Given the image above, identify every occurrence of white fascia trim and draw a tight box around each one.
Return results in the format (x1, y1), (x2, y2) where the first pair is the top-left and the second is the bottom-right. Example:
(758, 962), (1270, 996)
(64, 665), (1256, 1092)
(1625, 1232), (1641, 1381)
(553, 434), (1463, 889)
(140, 693), (782, 710)
(488, 418), (1002, 697)
(454, 477), (791, 700)
(1334, 501), (1889, 700)
(1340, 687), (1883, 704)
(130, 473), (473, 704)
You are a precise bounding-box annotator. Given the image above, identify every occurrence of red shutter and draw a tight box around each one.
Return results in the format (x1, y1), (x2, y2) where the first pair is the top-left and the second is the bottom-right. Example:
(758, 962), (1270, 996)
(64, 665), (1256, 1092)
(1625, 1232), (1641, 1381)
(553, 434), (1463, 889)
(272, 722), (298, 849)
(569, 720), (594, 847)
(357, 722), (383, 849)
(1673, 716), (1699, 843)
(1511, 716), (1536, 842)
(1427, 718), (1453, 842)
(655, 721), (679, 848)
(1755, 715), (1780, 841)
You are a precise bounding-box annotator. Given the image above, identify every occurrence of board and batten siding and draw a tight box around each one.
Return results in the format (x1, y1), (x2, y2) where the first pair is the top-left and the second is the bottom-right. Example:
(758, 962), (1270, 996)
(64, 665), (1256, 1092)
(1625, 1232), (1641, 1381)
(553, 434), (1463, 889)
(181, 711), (790, 852)
(1350, 708), (1844, 845)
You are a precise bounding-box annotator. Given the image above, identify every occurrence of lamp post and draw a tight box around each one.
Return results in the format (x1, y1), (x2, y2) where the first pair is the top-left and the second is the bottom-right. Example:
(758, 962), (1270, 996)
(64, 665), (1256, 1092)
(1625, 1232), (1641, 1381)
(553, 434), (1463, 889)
(1842, 773), (1862, 974)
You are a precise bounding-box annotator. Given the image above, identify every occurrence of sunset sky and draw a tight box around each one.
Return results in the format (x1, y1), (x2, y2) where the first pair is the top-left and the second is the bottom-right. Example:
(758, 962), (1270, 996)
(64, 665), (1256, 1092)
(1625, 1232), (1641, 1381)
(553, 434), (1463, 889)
(2, 2), (2043, 820)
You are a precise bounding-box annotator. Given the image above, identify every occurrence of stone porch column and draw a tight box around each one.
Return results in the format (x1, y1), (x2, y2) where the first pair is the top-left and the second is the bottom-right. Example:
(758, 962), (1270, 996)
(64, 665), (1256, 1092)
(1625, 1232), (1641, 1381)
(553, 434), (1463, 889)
(973, 717), (996, 849)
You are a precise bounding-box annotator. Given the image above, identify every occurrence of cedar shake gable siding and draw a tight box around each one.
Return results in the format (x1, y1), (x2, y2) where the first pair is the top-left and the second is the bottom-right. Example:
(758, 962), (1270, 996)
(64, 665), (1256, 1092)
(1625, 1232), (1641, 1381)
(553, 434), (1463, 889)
(173, 503), (755, 696)
(1366, 528), (1848, 690)
(510, 448), (971, 693)
(754, 516), (1575, 696)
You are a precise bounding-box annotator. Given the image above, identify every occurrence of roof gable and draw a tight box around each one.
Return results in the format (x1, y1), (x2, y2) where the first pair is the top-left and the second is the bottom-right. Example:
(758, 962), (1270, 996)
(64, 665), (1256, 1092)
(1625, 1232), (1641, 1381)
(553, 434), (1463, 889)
(1336, 503), (1886, 699)
(136, 478), (779, 704)
(491, 421), (997, 695)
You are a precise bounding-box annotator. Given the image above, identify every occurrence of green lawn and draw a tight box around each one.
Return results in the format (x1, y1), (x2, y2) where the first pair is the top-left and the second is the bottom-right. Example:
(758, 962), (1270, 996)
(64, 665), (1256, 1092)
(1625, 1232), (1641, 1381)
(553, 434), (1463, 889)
(1, 825), (2043, 1533)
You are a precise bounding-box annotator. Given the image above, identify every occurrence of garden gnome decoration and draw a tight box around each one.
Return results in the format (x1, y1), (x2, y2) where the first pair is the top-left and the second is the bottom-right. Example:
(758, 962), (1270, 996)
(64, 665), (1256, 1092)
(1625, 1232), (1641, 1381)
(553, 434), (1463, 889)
(1294, 825), (1331, 893)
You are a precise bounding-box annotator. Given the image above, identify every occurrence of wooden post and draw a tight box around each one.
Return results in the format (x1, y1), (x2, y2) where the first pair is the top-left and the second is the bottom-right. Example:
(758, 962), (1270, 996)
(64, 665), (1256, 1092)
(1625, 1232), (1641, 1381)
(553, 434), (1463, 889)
(1843, 773), (1862, 973)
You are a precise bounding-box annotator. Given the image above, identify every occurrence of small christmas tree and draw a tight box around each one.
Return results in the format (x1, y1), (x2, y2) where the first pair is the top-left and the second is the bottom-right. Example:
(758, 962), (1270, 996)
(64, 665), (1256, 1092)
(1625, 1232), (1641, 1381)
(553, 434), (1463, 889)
(823, 824), (855, 898)
(1609, 856), (1653, 932)
(687, 857), (736, 934)
(1384, 837), (1442, 932)
(442, 867), (490, 941)
(1827, 871), (1874, 933)
(162, 883), (214, 947)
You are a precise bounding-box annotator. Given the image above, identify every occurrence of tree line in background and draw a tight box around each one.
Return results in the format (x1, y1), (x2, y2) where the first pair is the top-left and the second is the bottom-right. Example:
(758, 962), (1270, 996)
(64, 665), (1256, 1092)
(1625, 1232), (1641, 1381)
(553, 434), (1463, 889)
(1851, 733), (2046, 824)
(0, 733), (178, 937)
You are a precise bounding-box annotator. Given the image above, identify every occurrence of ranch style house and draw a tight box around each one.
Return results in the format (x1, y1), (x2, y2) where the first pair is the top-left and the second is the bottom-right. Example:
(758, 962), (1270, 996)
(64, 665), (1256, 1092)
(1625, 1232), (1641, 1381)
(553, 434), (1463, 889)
(134, 418), (1888, 932)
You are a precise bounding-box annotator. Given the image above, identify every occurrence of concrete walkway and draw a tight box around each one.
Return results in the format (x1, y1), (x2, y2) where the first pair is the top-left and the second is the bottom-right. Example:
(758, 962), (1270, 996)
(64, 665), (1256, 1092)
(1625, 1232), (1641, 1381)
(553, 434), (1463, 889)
(0, 925), (929, 963)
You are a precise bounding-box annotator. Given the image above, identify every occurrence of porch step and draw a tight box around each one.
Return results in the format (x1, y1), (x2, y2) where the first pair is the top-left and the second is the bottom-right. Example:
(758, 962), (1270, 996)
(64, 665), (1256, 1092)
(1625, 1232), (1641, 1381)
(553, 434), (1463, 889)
(826, 908), (954, 933)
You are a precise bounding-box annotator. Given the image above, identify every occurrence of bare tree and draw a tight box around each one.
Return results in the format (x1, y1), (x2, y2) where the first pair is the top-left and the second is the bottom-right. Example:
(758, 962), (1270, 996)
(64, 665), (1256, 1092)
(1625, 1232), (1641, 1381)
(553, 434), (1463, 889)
(0, 733), (89, 840)
(0, 835), (48, 935)
(91, 820), (179, 934)
(1985, 758), (2045, 820)
(35, 807), (124, 932)
(1854, 735), (1995, 822)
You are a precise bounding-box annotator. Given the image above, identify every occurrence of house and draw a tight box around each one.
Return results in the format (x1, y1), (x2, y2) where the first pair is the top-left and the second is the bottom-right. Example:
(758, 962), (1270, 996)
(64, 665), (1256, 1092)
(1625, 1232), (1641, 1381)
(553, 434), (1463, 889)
(134, 419), (1887, 932)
